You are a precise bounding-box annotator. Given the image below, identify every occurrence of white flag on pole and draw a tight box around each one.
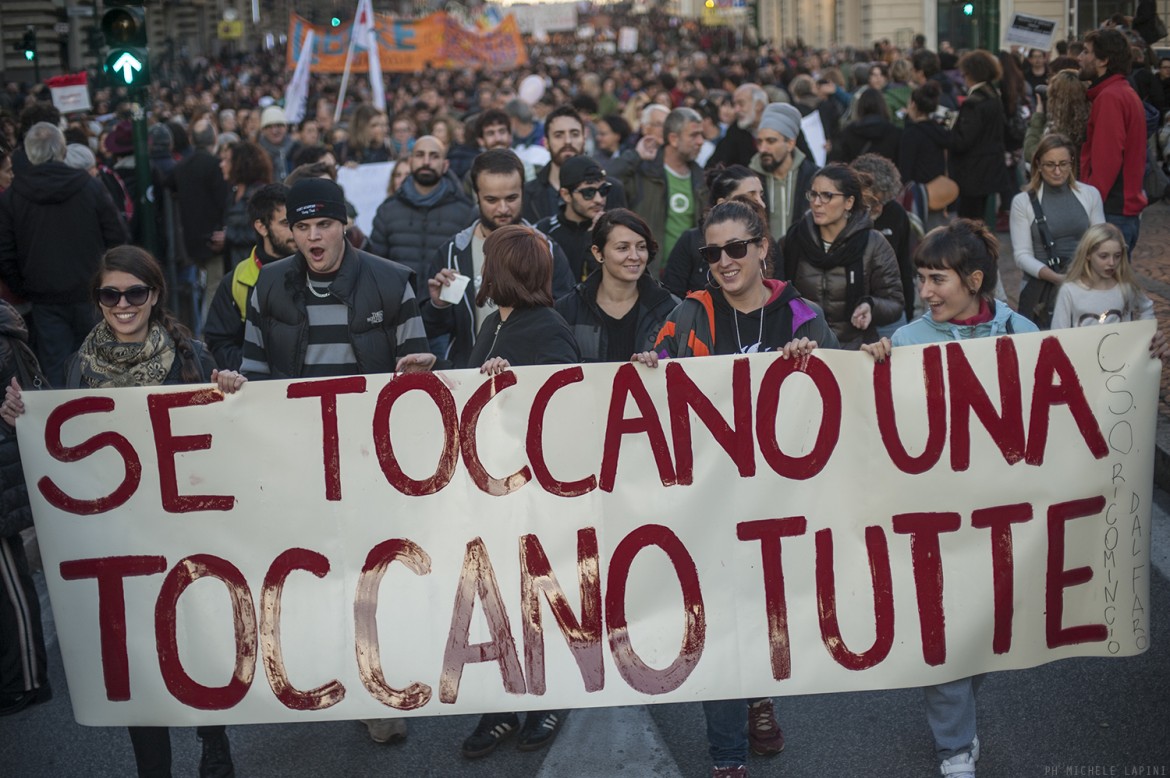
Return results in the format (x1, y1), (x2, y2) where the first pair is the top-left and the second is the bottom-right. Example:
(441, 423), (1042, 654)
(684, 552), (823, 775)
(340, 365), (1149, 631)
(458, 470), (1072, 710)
(284, 29), (315, 125)
(352, 0), (385, 112)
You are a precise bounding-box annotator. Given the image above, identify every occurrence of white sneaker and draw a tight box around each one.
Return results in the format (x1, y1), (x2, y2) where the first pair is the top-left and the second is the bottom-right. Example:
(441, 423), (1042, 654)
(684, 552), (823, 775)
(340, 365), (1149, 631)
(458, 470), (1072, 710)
(363, 718), (407, 744)
(939, 750), (975, 777)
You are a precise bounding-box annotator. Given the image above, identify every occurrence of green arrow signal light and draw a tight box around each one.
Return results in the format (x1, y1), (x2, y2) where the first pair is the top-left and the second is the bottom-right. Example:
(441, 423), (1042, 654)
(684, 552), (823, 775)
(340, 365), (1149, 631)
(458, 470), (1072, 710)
(110, 51), (142, 83)
(24, 49), (35, 61)
(331, 17), (341, 27)
(962, 2), (974, 13)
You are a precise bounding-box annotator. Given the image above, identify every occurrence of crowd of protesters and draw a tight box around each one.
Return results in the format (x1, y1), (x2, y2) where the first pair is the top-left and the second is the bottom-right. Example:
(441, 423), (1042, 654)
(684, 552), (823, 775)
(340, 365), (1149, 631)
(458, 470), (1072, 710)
(0, 1), (1169, 776)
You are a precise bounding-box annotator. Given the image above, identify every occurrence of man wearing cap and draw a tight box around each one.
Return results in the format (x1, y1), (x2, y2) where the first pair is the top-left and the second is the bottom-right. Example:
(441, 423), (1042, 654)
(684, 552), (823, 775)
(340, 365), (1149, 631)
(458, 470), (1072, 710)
(0, 122), (127, 386)
(241, 177), (433, 382)
(534, 155), (610, 281)
(614, 106), (708, 276)
(750, 102), (816, 241)
(258, 105), (300, 181)
(368, 135), (474, 289)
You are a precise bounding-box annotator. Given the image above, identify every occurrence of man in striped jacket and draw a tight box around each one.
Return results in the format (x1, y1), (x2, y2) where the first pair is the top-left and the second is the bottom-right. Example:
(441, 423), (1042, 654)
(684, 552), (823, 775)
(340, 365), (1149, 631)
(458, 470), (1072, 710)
(241, 177), (434, 382)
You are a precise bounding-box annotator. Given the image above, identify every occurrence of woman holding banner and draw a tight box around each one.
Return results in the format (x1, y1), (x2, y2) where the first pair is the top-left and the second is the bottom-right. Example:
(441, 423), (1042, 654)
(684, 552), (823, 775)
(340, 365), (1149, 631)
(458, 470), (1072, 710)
(860, 219), (1036, 778)
(555, 209), (679, 362)
(460, 224), (580, 758)
(1, 246), (246, 777)
(633, 199), (838, 777)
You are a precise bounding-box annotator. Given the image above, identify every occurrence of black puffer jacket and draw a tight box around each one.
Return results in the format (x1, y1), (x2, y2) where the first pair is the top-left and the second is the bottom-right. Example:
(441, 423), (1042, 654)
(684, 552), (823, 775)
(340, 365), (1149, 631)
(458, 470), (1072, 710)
(0, 161), (127, 303)
(368, 172), (475, 290)
(554, 271), (679, 362)
(779, 211), (904, 349)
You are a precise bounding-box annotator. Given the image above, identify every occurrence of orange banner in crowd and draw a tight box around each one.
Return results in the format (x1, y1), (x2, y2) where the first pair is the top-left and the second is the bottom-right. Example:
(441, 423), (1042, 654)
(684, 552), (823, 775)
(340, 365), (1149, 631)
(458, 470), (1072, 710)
(286, 11), (528, 74)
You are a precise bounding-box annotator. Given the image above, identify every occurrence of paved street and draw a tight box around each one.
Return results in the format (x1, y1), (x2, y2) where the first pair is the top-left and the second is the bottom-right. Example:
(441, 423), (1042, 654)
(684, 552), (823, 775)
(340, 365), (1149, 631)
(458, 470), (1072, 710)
(3, 488), (1168, 778)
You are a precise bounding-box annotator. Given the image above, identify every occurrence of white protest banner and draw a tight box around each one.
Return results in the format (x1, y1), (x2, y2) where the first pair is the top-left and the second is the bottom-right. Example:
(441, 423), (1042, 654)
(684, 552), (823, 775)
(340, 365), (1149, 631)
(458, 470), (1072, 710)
(336, 161), (393, 237)
(20, 323), (1157, 726)
(618, 27), (639, 54)
(1004, 13), (1058, 51)
(505, 2), (579, 34)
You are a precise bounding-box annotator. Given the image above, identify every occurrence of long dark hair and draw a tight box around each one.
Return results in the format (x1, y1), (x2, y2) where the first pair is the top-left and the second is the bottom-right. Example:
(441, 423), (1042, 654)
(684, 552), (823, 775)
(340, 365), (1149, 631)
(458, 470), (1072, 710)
(93, 246), (202, 383)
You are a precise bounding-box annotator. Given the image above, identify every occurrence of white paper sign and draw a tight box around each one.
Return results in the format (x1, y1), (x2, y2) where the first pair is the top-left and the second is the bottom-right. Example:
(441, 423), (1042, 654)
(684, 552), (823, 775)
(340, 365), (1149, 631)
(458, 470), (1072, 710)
(336, 161), (393, 237)
(800, 110), (827, 167)
(1004, 13), (1058, 51)
(21, 323), (1157, 726)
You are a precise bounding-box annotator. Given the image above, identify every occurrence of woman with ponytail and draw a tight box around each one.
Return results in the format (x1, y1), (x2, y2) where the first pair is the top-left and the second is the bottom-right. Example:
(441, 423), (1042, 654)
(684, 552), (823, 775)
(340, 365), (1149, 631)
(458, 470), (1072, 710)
(0, 244), (245, 777)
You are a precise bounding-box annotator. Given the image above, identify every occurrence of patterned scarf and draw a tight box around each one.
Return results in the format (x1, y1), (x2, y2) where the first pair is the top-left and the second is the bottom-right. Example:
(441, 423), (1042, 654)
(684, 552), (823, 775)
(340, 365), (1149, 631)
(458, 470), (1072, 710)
(76, 320), (176, 388)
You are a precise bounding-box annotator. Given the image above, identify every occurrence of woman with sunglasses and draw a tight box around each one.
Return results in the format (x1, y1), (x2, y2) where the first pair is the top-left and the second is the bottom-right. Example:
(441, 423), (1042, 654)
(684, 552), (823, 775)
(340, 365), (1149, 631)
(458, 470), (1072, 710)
(555, 209), (679, 362)
(778, 163), (903, 349)
(1009, 134), (1104, 329)
(634, 199), (836, 776)
(662, 165), (767, 298)
(1, 245), (245, 777)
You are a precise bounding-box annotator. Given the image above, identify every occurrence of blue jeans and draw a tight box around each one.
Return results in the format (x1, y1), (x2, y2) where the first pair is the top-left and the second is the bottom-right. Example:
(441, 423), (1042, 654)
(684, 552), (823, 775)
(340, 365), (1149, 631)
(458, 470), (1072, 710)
(1105, 213), (1140, 255)
(31, 302), (98, 388)
(924, 674), (984, 760)
(703, 698), (748, 768)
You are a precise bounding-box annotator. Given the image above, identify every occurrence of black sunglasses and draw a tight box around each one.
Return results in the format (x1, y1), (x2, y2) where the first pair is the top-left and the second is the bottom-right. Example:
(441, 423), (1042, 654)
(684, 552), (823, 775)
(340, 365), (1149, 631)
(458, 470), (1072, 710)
(97, 285), (153, 307)
(575, 182), (613, 200)
(699, 238), (760, 264)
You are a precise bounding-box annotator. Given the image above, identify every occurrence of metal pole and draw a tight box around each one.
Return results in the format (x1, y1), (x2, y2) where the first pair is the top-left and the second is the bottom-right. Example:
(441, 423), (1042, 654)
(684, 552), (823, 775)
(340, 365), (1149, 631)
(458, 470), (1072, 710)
(131, 99), (157, 256)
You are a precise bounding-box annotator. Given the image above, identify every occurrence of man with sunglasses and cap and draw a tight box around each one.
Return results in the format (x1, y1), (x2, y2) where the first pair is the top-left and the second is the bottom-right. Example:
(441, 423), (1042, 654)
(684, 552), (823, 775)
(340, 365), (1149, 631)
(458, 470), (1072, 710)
(534, 155), (611, 281)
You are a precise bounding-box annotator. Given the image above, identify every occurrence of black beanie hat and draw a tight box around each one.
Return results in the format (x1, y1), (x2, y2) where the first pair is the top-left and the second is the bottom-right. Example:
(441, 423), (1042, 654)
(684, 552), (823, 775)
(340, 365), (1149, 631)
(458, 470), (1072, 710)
(286, 178), (347, 225)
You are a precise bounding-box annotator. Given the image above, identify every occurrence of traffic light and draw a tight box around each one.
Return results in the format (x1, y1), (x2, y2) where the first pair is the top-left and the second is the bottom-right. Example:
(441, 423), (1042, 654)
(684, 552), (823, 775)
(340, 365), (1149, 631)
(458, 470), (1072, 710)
(331, 17), (342, 27)
(15, 27), (37, 62)
(962, 2), (975, 15)
(102, 0), (150, 90)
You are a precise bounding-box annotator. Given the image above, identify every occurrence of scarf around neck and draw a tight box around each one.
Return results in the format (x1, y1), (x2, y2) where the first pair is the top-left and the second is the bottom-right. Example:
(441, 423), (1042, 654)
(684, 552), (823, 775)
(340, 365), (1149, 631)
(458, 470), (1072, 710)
(76, 320), (176, 388)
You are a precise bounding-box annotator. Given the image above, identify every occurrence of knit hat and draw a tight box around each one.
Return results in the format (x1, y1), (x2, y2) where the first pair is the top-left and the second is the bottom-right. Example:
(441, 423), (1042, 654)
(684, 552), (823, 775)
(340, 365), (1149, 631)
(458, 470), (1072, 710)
(758, 103), (802, 141)
(260, 105), (287, 129)
(559, 155), (605, 191)
(103, 120), (134, 156)
(286, 178), (347, 225)
(64, 143), (96, 172)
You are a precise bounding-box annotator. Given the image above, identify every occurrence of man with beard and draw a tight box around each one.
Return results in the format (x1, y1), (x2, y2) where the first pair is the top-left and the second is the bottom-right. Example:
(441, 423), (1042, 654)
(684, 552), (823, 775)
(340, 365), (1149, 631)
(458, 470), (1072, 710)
(706, 83), (766, 169)
(369, 135), (474, 289)
(615, 107), (709, 275)
(460, 109), (548, 196)
(535, 155), (610, 281)
(425, 149), (575, 369)
(522, 105), (625, 223)
(204, 184), (294, 370)
(749, 103), (817, 241)
(1079, 28), (1148, 252)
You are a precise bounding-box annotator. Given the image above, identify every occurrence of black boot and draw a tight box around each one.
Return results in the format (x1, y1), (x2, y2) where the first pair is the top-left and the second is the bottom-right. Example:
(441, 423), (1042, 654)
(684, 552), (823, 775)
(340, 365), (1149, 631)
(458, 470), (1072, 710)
(197, 727), (234, 778)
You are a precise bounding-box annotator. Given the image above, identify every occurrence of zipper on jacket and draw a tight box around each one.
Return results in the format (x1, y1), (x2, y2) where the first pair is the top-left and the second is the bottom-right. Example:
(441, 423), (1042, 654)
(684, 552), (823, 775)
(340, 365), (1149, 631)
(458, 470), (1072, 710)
(486, 321), (502, 359)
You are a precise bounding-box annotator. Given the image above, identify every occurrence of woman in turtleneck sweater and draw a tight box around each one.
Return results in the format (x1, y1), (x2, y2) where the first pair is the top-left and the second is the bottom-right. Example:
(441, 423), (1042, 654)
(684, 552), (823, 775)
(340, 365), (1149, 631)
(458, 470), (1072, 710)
(1009, 133), (1104, 328)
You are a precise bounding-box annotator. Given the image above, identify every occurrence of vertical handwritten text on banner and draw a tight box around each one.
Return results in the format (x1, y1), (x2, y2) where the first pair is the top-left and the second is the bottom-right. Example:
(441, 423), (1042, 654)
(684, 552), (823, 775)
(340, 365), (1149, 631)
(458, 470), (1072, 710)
(21, 323), (1157, 726)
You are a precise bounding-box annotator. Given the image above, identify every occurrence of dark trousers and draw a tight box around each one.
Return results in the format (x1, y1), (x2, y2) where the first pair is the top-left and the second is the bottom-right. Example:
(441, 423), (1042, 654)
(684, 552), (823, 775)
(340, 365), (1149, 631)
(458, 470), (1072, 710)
(956, 193), (990, 222)
(128, 725), (227, 777)
(31, 301), (98, 388)
(0, 534), (48, 697)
